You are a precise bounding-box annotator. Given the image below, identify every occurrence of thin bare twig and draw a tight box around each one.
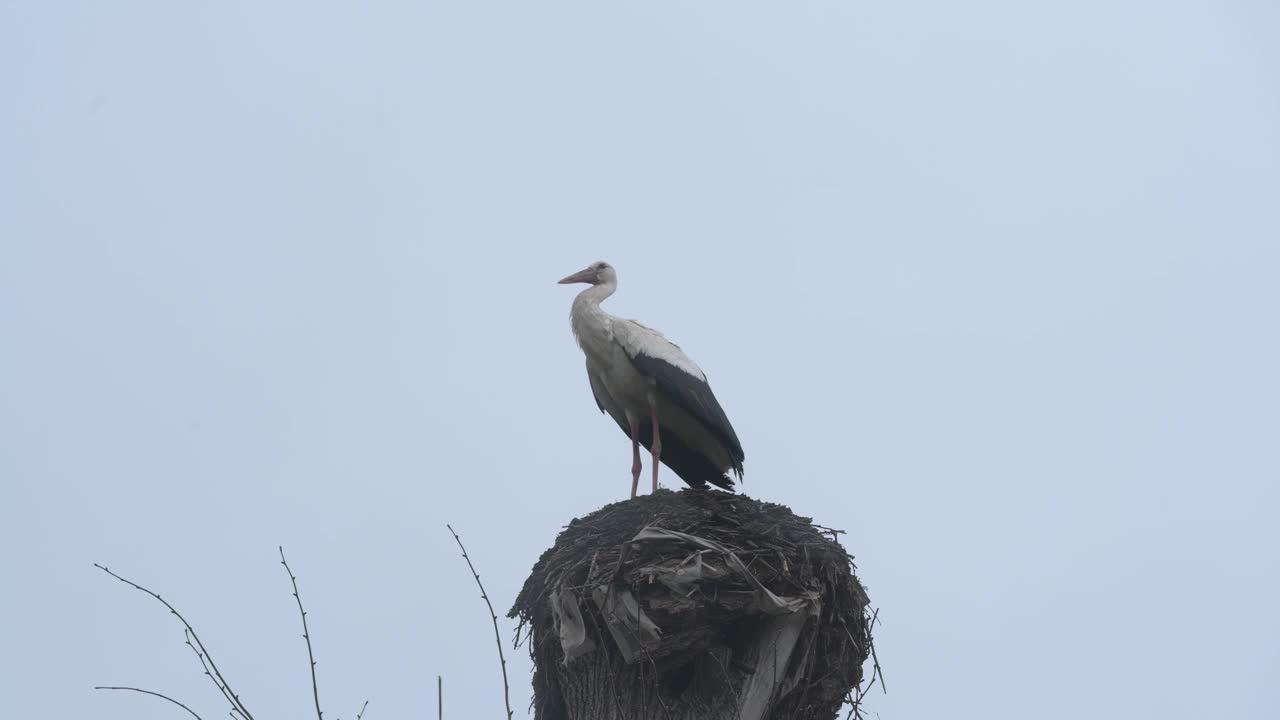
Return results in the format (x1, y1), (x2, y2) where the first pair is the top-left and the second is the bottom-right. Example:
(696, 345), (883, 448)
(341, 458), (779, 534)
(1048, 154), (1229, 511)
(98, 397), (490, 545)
(446, 524), (513, 720)
(183, 629), (247, 720)
(438, 675), (443, 720)
(279, 546), (324, 720)
(95, 686), (203, 720)
(844, 607), (886, 720)
(868, 608), (886, 694)
(354, 700), (369, 720)
(93, 564), (255, 720)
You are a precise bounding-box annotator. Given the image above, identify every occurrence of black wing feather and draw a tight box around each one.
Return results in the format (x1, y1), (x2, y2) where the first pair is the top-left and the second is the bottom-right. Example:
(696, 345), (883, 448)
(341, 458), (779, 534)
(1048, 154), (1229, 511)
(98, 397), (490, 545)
(628, 353), (745, 477)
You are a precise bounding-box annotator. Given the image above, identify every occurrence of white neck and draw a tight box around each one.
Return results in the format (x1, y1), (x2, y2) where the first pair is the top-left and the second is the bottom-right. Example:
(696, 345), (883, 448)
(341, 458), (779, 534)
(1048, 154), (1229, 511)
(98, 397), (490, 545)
(570, 280), (618, 349)
(574, 279), (617, 308)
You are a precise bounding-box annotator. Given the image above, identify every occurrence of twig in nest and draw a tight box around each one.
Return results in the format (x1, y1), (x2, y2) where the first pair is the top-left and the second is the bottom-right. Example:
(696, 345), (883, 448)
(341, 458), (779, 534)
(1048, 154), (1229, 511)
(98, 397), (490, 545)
(93, 563), (255, 720)
(279, 546), (325, 720)
(867, 608), (886, 694)
(447, 524), (514, 720)
(95, 686), (203, 720)
(608, 541), (633, 586)
(844, 607), (886, 720)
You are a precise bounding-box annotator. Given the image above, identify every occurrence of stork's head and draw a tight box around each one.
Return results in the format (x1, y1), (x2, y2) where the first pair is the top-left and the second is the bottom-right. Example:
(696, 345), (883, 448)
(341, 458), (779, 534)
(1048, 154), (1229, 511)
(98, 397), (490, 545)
(558, 261), (615, 286)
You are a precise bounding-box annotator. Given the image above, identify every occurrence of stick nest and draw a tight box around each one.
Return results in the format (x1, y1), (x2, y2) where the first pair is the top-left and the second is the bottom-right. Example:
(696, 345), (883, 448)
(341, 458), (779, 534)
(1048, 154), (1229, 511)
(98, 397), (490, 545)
(509, 489), (874, 720)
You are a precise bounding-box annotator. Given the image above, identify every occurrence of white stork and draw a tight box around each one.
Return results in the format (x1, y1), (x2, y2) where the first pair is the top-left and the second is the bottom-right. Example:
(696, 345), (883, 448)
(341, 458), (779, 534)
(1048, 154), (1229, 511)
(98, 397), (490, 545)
(559, 261), (744, 498)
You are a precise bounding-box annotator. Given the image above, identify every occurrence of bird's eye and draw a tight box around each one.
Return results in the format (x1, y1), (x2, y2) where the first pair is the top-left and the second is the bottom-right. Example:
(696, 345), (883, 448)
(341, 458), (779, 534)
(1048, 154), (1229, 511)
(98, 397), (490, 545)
(596, 263), (606, 270)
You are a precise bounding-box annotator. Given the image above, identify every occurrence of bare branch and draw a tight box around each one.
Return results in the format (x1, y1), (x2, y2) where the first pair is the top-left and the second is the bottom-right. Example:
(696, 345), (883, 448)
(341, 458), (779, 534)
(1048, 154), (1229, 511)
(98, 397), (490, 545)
(446, 524), (513, 720)
(95, 686), (203, 720)
(184, 629), (244, 719)
(279, 546), (324, 720)
(355, 700), (369, 720)
(438, 675), (443, 720)
(93, 564), (255, 720)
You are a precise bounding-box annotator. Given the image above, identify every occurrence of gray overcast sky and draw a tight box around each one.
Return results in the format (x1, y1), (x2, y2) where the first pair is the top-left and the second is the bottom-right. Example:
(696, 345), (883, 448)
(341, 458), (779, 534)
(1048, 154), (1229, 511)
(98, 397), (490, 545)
(3, 1), (1278, 718)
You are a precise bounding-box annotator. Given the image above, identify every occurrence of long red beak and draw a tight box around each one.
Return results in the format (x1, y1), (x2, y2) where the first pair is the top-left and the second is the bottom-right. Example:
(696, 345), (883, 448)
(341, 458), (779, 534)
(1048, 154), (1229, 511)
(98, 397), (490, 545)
(558, 266), (596, 285)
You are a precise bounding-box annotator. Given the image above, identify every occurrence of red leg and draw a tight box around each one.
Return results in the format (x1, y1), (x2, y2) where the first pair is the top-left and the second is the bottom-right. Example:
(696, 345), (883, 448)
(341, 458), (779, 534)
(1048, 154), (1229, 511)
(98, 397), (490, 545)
(628, 418), (642, 499)
(649, 404), (662, 493)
